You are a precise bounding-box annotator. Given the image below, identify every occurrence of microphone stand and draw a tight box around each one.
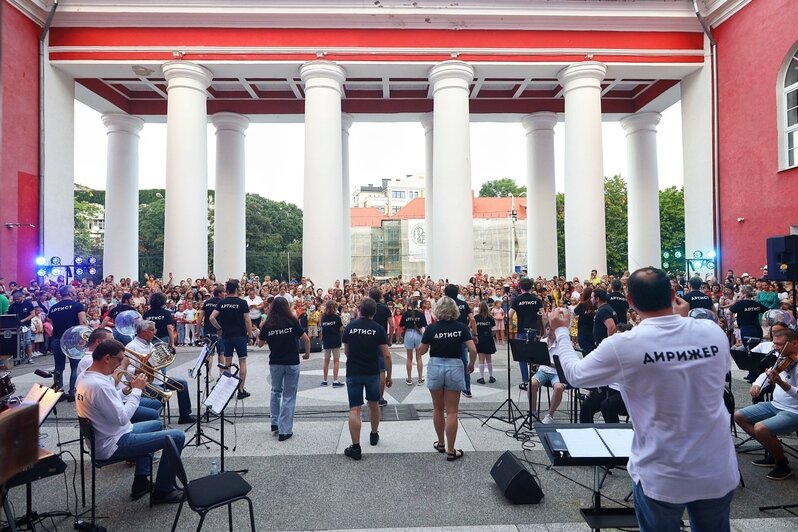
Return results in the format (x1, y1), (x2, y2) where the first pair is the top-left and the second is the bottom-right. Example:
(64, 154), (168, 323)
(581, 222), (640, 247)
(482, 298), (524, 430)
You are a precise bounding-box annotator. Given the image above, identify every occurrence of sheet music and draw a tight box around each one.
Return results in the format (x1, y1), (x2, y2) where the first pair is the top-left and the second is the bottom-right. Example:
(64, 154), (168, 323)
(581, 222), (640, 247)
(557, 428), (612, 458)
(203, 373), (240, 415)
(596, 428), (634, 458)
(190, 345), (210, 379)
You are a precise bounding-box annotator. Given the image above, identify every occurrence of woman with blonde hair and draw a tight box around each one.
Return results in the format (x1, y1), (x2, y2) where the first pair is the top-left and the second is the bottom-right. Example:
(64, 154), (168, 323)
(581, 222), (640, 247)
(418, 296), (477, 461)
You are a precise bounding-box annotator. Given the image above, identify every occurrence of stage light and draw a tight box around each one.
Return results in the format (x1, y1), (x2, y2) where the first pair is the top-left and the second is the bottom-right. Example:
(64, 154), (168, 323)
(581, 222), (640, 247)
(663, 262), (670, 269)
(35, 256), (47, 266)
(692, 250), (703, 259)
(50, 256), (61, 266)
(88, 267), (97, 275)
(674, 251), (683, 259)
(690, 260), (703, 272)
(87, 256), (97, 266)
(36, 268), (47, 277)
(662, 252), (670, 259)
(707, 250), (716, 260)
(707, 262), (715, 270)
(74, 256), (85, 266)
(50, 267), (61, 276)
(75, 267), (84, 276)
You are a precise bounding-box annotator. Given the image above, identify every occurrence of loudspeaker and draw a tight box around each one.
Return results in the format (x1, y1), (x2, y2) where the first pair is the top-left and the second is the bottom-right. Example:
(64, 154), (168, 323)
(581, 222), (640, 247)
(490, 450), (544, 504)
(767, 235), (798, 281)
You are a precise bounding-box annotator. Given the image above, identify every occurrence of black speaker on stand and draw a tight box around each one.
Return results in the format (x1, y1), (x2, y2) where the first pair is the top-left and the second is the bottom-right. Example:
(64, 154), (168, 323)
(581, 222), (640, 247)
(490, 450), (544, 504)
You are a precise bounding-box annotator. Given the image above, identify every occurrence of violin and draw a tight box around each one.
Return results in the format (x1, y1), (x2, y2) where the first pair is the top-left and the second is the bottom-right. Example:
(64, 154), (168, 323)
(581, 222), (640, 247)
(767, 345), (798, 382)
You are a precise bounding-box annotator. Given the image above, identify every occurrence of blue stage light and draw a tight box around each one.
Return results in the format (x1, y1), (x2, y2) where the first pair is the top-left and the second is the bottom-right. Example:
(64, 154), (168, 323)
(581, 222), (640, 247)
(50, 256), (61, 266)
(35, 256), (47, 266)
(36, 268), (47, 277)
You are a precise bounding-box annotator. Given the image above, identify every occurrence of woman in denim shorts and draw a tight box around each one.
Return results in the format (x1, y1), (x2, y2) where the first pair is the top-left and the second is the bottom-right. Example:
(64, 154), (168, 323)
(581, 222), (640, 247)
(400, 298), (428, 386)
(418, 297), (477, 461)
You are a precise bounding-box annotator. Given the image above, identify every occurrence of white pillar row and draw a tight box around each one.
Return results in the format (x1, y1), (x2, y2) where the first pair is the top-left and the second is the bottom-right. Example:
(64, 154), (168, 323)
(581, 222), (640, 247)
(428, 61), (475, 284)
(521, 112), (559, 278)
(300, 60), (346, 290)
(211, 112), (249, 283)
(421, 114), (434, 278)
(621, 111), (662, 272)
(162, 61), (213, 281)
(101, 113), (144, 281)
(341, 113), (353, 279)
(557, 61), (608, 279)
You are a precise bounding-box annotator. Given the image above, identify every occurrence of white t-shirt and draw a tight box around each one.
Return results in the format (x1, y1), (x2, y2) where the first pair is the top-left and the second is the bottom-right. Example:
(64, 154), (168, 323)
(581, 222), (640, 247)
(554, 314), (738, 504)
(753, 351), (798, 415)
(75, 370), (141, 459)
(183, 309), (197, 324)
(246, 295), (264, 320)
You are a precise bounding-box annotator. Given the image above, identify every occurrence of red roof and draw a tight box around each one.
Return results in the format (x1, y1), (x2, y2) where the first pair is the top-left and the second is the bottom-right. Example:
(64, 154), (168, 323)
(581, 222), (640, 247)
(387, 196), (528, 220)
(350, 207), (385, 228)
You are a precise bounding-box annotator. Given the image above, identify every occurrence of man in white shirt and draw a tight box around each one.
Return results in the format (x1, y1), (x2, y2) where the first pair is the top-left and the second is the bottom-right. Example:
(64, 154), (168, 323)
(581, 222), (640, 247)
(734, 328), (798, 480)
(549, 267), (738, 532)
(75, 339), (185, 503)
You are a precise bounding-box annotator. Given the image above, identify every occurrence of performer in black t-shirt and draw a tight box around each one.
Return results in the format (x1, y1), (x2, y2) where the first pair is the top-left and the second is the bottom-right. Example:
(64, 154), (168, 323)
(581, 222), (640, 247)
(368, 287), (394, 406)
(473, 301), (496, 384)
(199, 286), (225, 369)
(342, 297), (392, 460)
(100, 293), (137, 344)
(143, 292), (176, 347)
(49, 285), (87, 399)
(8, 290), (36, 364)
(319, 301), (344, 387)
(443, 284), (477, 398)
(683, 277), (714, 311)
(730, 285), (769, 349)
(418, 296), (476, 461)
(399, 298), (428, 385)
(210, 279), (253, 399)
(258, 296), (309, 440)
(508, 278), (544, 390)
(607, 279), (629, 324)
(592, 289), (618, 347)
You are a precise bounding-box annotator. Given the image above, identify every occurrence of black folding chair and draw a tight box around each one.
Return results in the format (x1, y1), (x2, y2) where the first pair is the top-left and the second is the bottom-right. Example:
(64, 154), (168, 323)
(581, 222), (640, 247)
(163, 435), (255, 532)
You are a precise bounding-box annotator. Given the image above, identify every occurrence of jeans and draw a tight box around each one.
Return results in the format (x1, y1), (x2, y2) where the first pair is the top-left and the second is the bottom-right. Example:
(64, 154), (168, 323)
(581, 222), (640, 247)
(52, 338), (80, 395)
(155, 377), (192, 418)
(177, 323), (186, 345)
(109, 420), (186, 492)
(460, 343), (471, 394)
(270, 364), (300, 435)
(131, 396), (163, 423)
(632, 481), (733, 532)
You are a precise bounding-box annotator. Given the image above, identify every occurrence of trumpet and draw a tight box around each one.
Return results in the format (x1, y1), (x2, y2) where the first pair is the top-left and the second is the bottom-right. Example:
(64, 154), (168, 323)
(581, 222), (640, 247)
(117, 370), (174, 401)
(123, 346), (184, 392)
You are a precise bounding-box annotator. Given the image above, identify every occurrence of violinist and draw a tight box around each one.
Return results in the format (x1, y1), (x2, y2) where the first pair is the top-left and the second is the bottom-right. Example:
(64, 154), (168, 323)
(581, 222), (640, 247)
(734, 328), (798, 480)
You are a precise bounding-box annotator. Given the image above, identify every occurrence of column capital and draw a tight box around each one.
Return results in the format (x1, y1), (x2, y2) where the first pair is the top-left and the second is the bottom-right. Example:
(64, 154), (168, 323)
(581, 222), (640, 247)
(428, 60), (474, 89)
(557, 61), (607, 93)
(101, 113), (144, 136)
(162, 60), (213, 92)
(521, 111), (557, 133)
(620, 111), (662, 135)
(211, 112), (249, 133)
(299, 60), (346, 94)
(421, 113), (433, 133)
(341, 113), (354, 132)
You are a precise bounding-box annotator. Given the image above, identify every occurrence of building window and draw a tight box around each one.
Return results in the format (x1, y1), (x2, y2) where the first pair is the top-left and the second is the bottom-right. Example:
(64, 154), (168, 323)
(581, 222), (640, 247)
(391, 205), (400, 214)
(391, 190), (405, 199)
(781, 46), (798, 169)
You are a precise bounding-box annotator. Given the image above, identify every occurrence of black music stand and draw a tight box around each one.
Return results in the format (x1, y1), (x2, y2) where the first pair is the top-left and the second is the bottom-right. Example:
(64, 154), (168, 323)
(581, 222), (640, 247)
(203, 372), (246, 474)
(185, 340), (224, 449)
(482, 316), (525, 431)
(510, 339), (551, 436)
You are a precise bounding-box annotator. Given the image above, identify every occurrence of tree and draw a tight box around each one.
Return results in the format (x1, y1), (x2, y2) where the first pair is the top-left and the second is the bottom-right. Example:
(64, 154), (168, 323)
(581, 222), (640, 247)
(556, 192), (565, 276)
(659, 186), (685, 274)
(138, 195), (165, 280)
(604, 174), (629, 275)
(74, 197), (103, 258)
(244, 194), (303, 278)
(479, 178), (526, 198)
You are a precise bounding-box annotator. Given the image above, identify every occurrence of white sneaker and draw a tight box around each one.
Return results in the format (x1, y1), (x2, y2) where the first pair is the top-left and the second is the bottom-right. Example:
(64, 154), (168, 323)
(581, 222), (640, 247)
(542, 414), (555, 424)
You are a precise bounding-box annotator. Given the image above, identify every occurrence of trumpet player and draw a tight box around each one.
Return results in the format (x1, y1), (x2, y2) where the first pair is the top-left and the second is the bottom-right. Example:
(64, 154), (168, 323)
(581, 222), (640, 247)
(734, 328), (798, 480)
(127, 320), (196, 425)
(76, 339), (185, 503)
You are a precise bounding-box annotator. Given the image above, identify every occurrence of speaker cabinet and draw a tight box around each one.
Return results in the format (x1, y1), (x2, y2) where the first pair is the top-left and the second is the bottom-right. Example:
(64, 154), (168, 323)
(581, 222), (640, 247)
(767, 235), (798, 281)
(490, 450), (544, 504)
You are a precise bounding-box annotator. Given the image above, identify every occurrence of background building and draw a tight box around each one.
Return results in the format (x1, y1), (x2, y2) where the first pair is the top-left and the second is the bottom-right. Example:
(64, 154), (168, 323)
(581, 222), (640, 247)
(352, 174), (425, 215)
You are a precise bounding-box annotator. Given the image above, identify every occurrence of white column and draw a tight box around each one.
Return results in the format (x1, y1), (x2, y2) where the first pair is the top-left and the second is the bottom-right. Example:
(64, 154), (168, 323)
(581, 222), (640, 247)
(558, 61), (607, 279)
(621, 111), (662, 271)
(521, 112), (558, 278)
(341, 113), (353, 280)
(300, 61), (346, 290)
(422, 114), (434, 278)
(428, 61), (474, 284)
(681, 51), (715, 272)
(161, 61), (212, 281)
(101, 114), (144, 280)
(211, 112), (249, 283)
(42, 59), (75, 267)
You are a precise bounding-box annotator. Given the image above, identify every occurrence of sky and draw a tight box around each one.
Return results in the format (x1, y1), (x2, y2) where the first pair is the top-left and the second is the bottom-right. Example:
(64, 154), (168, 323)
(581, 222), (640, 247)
(74, 100), (684, 206)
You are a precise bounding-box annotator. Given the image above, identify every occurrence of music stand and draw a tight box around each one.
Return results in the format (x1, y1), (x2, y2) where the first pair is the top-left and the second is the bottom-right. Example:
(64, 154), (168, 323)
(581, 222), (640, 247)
(510, 339), (551, 435)
(185, 341), (224, 449)
(482, 314), (525, 430)
(0, 403), (42, 532)
(203, 372), (246, 473)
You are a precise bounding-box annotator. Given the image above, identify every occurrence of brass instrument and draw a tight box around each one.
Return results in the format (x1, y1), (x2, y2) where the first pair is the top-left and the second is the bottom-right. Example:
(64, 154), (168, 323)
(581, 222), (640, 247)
(122, 345), (184, 392)
(117, 371), (174, 401)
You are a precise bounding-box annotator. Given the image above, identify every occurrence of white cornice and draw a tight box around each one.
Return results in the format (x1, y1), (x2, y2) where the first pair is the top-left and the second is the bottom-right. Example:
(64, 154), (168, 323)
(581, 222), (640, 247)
(6, 0), (50, 26)
(702, 0), (752, 27)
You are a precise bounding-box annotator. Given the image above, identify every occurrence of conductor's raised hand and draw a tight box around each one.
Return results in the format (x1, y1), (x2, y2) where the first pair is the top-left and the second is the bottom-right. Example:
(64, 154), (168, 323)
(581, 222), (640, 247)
(672, 295), (690, 317)
(548, 308), (569, 330)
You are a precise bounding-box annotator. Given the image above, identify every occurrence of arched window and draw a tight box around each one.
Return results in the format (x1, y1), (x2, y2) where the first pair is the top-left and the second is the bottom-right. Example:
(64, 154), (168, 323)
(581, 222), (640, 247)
(782, 47), (798, 169)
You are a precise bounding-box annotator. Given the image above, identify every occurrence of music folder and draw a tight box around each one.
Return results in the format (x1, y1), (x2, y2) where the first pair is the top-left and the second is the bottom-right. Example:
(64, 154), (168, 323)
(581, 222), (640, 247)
(509, 339), (551, 365)
(203, 372), (240, 415)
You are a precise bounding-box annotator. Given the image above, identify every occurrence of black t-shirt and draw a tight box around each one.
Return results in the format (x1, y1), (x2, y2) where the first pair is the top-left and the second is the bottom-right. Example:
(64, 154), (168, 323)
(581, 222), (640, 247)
(108, 303), (135, 321)
(511, 292), (543, 333)
(143, 307), (174, 339)
(730, 300), (768, 328)
(607, 292), (629, 324)
(48, 300), (85, 339)
(399, 310), (427, 331)
(343, 317), (388, 376)
(258, 319), (304, 365)
(373, 303), (391, 334)
(574, 303), (595, 337)
(475, 315), (496, 338)
(320, 314), (343, 348)
(201, 297), (221, 332)
(9, 301), (35, 323)
(215, 297), (249, 338)
(684, 290), (714, 310)
(454, 298), (471, 325)
(421, 320), (472, 359)
(593, 303), (618, 347)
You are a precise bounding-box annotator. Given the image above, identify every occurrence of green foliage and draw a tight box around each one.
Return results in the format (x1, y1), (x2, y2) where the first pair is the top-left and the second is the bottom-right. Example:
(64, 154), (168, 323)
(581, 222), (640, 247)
(556, 192), (565, 276)
(659, 186), (686, 274)
(478, 178), (526, 198)
(74, 195), (103, 258)
(244, 194), (303, 278)
(604, 175), (629, 276)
